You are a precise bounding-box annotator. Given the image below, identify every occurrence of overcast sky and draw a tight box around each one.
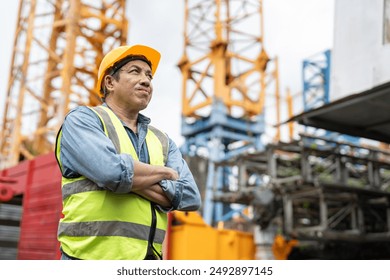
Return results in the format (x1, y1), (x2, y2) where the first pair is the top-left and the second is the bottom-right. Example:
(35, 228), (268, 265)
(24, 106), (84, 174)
(0, 0), (334, 145)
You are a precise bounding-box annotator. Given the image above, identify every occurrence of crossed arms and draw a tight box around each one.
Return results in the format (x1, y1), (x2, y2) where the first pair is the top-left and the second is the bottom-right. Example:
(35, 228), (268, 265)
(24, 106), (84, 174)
(131, 161), (178, 208)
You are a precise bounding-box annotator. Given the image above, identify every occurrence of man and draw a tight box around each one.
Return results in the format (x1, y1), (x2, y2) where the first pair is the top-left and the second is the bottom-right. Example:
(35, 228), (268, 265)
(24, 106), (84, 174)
(55, 45), (201, 260)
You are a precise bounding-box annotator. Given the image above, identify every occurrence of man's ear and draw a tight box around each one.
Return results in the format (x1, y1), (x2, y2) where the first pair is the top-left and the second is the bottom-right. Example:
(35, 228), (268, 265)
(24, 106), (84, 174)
(104, 75), (115, 91)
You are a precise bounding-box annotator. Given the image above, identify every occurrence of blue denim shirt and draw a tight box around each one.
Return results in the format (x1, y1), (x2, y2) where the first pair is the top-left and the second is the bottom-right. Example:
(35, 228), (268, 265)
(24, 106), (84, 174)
(58, 105), (201, 211)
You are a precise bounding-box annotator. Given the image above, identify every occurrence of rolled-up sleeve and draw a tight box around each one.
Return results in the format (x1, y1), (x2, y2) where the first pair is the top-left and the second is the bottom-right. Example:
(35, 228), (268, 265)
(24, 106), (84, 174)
(59, 106), (134, 193)
(159, 139), (201, 211)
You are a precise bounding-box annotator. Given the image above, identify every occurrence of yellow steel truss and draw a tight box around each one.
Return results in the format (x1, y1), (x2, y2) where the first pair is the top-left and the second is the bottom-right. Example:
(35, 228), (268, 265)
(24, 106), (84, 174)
(179, 0), (279, 121)
(0, 0), (127, 168)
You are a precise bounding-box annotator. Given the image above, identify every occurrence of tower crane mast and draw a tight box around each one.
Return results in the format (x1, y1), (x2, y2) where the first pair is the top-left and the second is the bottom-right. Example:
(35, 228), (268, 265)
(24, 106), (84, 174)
(0, 0), (128, 169)
(179, 0), (272, 119)
(179, 0), (279, 225)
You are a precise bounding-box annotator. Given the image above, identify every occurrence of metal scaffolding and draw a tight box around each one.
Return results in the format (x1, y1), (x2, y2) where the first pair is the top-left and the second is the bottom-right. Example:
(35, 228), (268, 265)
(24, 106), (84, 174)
(213, 133), (390, 258)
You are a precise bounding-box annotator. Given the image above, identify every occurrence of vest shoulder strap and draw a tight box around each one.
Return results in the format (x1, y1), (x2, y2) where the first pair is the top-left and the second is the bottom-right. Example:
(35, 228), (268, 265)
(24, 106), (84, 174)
(89, 106), (121, 154)
(148, 125), (169, 164)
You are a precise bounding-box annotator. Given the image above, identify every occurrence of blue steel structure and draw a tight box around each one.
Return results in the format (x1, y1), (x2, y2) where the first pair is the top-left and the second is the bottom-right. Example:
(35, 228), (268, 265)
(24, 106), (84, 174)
(302, 49), (359, 145)
(181, 100), (265, 225)
(179, 0), (277, 226)
(302, 49), (331, 112)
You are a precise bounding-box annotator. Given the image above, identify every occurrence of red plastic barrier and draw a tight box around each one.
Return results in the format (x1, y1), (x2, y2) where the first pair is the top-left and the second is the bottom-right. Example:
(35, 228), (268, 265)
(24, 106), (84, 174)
(0, 152), (62, 259)
(0, 185), (13, 202)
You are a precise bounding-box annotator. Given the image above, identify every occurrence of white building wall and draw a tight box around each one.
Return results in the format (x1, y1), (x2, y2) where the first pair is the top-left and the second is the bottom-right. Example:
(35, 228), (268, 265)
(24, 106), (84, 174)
(331, 0), (390, 100)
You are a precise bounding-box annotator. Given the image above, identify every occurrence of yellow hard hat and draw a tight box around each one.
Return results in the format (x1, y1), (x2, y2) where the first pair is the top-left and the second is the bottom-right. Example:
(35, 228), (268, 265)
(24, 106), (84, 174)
(96, 44), (161, 97)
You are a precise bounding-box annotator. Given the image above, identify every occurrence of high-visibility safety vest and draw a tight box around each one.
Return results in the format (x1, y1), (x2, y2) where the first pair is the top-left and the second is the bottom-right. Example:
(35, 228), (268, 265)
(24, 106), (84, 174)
(55, 106), (169, 260)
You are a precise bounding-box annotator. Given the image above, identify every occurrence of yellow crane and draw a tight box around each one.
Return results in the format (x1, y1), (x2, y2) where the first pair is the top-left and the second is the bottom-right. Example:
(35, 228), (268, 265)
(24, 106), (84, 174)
(0, 0), (127, 169)
(173, 0), (282, 259)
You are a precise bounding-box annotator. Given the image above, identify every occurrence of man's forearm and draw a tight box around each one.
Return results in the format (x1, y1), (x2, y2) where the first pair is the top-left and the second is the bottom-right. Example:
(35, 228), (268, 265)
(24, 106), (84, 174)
(133, 184), (171, 207)
(131, 160), (178, 191)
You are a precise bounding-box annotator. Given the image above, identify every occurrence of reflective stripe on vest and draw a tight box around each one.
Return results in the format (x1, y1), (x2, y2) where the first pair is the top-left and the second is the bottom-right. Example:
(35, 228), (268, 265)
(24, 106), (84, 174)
(56, 105), (169, 260)
(58, 221), (166, 243)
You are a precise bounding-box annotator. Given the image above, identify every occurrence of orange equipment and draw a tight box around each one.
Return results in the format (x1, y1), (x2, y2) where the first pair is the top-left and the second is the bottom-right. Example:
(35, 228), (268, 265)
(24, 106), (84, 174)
(167, 211), (255, 260)
(272, 234), (298, 260)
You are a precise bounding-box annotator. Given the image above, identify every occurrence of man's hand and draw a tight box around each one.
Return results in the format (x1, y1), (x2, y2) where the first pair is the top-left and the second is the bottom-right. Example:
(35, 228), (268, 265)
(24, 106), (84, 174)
(163, 166), (179, 181)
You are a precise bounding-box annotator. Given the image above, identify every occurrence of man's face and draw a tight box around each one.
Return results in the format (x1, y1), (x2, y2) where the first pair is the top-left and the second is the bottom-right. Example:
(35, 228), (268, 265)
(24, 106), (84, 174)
(111, 59), (154, 111)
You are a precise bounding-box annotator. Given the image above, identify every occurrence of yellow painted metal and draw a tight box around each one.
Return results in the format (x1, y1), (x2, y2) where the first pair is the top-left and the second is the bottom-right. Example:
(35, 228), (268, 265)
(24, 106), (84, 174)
(286, 88), (295, 141)
(179, 0), (280, 120)
(169, 211), (255, 260)
(0, 0), (128, 169)
(273, 56), (281, 142)
(272, 234), (298, 260)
